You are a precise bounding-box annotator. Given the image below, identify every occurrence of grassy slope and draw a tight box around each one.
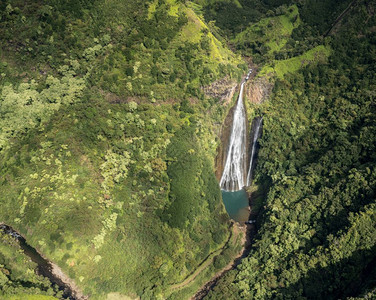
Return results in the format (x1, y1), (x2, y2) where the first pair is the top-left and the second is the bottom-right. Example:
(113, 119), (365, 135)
(233, 4), (300, 58)
(0, 0), (245, 299)
(258, 44), (331, 78)
(232, 4), (332, 79)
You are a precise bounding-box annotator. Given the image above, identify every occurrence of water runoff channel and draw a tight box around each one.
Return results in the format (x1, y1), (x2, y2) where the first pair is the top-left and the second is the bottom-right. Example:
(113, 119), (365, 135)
(220, 69), (262, 223)
(0, 223), (80, 299)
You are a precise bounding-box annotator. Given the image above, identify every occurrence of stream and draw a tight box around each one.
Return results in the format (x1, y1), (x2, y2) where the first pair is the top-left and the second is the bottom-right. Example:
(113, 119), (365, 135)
(0, 224), (78, 300)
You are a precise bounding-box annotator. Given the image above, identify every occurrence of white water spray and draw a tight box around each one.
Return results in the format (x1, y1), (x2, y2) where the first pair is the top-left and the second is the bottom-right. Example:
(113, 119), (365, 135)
(220, 72), (251, 191)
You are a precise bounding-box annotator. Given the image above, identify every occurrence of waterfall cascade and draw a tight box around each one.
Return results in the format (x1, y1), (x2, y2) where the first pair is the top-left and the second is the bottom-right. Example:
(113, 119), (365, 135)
(220, 70), (262, 192)
(246, 117), (263, 186)
(220, 70), (252, 191)
(219, 81), (247, 191)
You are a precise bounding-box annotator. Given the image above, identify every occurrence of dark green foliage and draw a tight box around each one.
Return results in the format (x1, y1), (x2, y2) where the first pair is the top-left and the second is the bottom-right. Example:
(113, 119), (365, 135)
(201, 0), (288, 36)
(49, 0), (99, 17)
(164, 126), (200, 228)
(300, 0), (353, 34)
(163, 125), (226, 236)
(200, 0), (353, 38)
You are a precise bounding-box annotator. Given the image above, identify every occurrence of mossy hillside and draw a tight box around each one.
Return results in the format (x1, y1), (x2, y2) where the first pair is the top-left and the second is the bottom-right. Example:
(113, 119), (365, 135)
(0, 1), (245, 297)
(94, 1), (245, 100)
(100, 0), (244, 99)
(134, 0), (246, 100)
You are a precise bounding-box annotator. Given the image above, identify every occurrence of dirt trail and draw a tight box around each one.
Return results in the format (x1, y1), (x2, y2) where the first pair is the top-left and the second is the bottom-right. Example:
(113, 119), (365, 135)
(325, 0), (358, 36)
(169, 247), (224, 291)
(191, 222), (256, 300)
(168, 223), (240, 292)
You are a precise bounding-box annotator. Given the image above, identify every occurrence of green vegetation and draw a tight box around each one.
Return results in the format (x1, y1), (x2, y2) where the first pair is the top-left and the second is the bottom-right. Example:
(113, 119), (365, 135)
(0, 92), (233, 298)
(230, 3), (333, 79)
(0, 0), (244, 102)
(0, 0), (244, 299)
(197, 0), (291, 36)
(207, 0), (376, 298)
(1, 0), (376, 299)
(0, 64), (86, 151)
(299, 0), (354, 34)
(166, 224), (243, 300)
(258, 44), (331, 78)
(233, 4), (300, 62)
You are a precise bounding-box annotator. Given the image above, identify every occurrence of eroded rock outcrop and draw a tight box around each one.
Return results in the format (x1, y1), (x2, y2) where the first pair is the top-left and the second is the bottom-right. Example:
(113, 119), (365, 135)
(203, 76), (238, 105)
(245, 77), (272, 104)
(215, 100), (236, 182)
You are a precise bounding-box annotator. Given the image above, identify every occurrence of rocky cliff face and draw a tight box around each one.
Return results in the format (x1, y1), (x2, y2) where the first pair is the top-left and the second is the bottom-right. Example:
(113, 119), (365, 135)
(245, 77), (272, 104)
(215, 103), (235, 182)
(215, 76), (271, 183)
(203, 76), (238, 105)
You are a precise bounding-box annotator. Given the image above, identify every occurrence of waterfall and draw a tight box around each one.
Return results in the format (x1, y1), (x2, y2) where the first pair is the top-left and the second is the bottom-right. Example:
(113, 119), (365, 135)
(220, 69), (263, 192)
(246, 117), (263, 186)
(220, 80), (248, 192)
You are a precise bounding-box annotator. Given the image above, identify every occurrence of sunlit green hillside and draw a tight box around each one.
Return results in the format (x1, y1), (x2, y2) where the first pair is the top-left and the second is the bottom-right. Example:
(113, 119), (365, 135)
(0, 0), (243, 299)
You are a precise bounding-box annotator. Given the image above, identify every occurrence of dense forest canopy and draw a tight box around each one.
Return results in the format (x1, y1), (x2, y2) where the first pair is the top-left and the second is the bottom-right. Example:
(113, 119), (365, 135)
(0, 0), (376, 299)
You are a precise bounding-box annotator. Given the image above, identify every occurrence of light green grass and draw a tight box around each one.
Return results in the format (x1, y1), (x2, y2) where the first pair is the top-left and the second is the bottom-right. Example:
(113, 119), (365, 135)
(259, 45), (332, 78)
(178, 4), (242, 64)
(148, 0), (179, 18)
